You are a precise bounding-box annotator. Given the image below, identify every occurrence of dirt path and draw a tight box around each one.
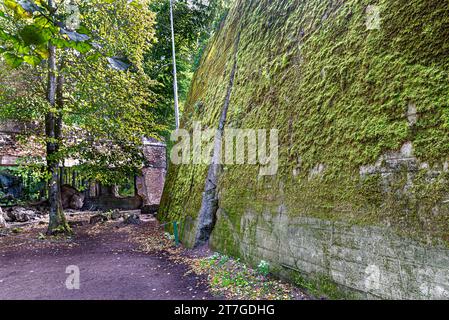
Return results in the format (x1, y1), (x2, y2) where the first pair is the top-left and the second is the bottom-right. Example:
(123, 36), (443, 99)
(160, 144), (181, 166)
(0, 214), (216, 300)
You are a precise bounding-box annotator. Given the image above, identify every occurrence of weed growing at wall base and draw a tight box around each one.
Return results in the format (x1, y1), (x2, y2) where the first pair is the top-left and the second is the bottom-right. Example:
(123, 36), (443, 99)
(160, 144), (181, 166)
(192, 253), (304, 299)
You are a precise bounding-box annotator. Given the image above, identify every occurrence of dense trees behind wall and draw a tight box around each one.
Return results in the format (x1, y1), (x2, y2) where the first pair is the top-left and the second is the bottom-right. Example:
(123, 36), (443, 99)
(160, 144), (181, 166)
(145, 0), (232, 133)
(0, 0), (231, 233)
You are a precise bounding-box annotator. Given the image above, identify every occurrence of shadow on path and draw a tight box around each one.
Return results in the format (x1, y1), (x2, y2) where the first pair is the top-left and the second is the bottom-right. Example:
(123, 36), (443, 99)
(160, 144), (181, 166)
(0, 215), (215, 300)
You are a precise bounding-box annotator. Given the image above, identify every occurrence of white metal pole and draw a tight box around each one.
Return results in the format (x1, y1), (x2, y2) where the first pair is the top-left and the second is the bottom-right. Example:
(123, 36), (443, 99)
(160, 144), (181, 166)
(170, 0), (180, 129)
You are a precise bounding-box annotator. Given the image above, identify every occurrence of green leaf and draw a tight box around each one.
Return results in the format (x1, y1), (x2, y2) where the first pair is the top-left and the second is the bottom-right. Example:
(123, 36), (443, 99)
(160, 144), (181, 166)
(72, 41), (92, 54)
(4, 0), (18, 11)
(23, 54), (41, 66)
(34, 45), (49, 58)
(86, 52), (102, 62)
(34, 16), (53, 28)
(0, 30), (22, 48)
(19, 25), (50, 45)
(76, 25), (91, 36)
(51, 37), (71, 49)
(5, 0), (32, 19)
(0, 30), (9, 41)
(17, 44), (30, 54)
(128, 1), (141, 8)
(4, 52), (24, 68)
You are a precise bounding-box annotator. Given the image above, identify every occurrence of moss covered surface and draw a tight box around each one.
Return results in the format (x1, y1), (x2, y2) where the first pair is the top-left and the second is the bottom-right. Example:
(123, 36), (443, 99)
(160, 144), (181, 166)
(160, 0), (449, 245)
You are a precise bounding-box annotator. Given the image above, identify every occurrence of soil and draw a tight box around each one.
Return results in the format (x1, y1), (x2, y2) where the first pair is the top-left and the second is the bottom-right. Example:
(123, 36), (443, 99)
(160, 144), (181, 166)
(0, 213), (217, 300)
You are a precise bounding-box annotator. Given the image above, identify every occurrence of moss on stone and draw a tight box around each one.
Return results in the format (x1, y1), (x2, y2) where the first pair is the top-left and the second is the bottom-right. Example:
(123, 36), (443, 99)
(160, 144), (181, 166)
(160, 0), (449, 246)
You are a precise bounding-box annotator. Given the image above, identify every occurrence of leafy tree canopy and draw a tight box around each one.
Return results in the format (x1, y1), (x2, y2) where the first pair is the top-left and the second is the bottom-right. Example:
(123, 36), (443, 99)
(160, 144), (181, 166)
(145, 0), (231, 129)
(0, 0), (163, 185)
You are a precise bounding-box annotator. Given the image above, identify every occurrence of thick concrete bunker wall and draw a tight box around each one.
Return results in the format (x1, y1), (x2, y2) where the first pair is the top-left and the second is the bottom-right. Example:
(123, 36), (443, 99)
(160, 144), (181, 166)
(210, 211), (449, 299)
(160, 0), (449, 299)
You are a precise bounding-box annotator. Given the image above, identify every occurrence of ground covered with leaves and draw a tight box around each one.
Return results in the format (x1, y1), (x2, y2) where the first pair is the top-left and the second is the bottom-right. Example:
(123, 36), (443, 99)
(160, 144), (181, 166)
(1, 210), (309, 300)
(136, 221), (309, 300)
(0, 211), (213, 300)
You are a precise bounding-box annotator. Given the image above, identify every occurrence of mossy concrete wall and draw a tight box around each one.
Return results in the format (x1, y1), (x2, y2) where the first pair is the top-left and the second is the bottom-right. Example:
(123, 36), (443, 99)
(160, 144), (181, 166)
(211, 210), (449, 299)
(160, 0), (449, 299)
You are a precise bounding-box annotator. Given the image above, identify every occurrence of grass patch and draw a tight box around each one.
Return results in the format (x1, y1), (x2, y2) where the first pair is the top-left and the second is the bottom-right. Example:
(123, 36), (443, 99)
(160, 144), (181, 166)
(190, 253), (306, 300)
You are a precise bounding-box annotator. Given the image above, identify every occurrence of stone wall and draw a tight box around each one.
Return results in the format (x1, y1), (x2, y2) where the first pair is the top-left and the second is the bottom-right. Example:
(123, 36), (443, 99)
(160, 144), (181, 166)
(209, 211), (449, 300)
(137, 139), (167, 213)
(177, 138), (449, 300)
(160, 0), (449, 299)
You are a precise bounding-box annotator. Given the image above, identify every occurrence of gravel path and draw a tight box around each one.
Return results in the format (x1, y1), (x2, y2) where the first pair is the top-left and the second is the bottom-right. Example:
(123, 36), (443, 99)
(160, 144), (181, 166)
(0, 215), (215, 300)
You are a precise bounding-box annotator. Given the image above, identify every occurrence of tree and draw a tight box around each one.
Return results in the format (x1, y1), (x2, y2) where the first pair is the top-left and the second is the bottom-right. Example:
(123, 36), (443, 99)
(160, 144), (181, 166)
(62, 0), (163, 185)
(145, 0), (231, 132)
(0, 0), (161, 234)
(0, 0), (93, 234)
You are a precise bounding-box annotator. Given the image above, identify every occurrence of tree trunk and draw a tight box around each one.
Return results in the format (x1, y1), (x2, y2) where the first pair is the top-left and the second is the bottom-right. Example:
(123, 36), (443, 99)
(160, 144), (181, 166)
(194, 34), (241, 247)
(59, 166), (64, 186)
(45, 3), (70, 235)
(72, 170), (77, 188)
(134, 175), (139, 197)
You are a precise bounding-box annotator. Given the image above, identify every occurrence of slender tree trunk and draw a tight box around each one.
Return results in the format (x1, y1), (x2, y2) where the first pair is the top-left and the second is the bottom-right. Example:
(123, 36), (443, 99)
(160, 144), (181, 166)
(194, 34), (241, 247)
(46, 2), (70, 235)
(134, 175), (139, 197)
(72, 170), (77, 188)
(59, 166), (64, 186)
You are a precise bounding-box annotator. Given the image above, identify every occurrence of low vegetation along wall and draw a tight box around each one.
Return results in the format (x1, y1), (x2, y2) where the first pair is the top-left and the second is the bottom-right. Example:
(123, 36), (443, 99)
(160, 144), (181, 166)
(160, 0), (449, 299)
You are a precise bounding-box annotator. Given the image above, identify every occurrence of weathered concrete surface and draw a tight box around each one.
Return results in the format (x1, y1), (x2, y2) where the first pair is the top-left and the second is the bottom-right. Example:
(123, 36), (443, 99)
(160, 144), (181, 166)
(137, 167), (166, 207)
(207, 210), (449, 300)
(165, 136), (449, 300)
(159, 0), (449, 300)
(137, 139), (167, 212)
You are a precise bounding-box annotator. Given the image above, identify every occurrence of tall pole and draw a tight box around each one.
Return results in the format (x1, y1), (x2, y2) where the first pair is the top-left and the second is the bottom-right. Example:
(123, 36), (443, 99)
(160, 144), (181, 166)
(170, 0), (180, 129)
